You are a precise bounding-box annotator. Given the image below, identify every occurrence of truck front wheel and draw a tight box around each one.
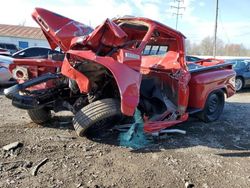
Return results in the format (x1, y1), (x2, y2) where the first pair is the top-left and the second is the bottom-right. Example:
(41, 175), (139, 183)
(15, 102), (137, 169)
(27, 108), (52, 124)
(198, 90), (225, 122)
(73, 98), (122, 137)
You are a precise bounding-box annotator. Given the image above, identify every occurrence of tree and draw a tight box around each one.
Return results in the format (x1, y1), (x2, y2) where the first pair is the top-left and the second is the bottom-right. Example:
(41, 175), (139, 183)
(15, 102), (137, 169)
(200, 36), (214, 55)
(186, 36), (250, 56)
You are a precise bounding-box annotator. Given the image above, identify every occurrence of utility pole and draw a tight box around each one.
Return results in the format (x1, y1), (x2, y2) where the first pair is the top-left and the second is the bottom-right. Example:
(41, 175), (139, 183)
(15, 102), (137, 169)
(171, 0), (185, 30)
(213, 0), (219, 57)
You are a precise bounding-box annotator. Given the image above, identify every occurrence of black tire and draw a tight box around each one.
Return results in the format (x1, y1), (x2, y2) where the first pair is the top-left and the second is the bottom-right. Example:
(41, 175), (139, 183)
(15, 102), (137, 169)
(73, 98), (122, 137)
(27, 108), (52, 124)
(235, 77), (244, 91)
(198, 90), (225, 122)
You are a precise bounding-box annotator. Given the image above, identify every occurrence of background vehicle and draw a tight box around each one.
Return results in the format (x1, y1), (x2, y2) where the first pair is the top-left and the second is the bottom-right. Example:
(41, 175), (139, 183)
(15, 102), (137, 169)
(186, 55), (203, 62)
(0, 43), (18, 54)
(0, 55), (16, 85)
(4, 8), (235, 137)
(0, 48), (11, 56)
(226, 59), (250, 91)
(0, 46), (63, 86)
(12, 47), (62, 59)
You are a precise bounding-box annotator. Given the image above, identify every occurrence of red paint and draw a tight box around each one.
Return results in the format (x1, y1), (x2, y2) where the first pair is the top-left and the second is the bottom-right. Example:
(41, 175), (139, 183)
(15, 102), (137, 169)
(59, 16), (235, 133)
(11, 8), (236, 133)
(9, 58), (62, 89)
(62, 50), (141, 116)
(32, 8), (93, 52)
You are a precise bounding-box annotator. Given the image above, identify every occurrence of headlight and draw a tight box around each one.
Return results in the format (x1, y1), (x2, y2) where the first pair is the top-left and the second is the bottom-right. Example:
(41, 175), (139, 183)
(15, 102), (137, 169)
(12, 66), (29, 80)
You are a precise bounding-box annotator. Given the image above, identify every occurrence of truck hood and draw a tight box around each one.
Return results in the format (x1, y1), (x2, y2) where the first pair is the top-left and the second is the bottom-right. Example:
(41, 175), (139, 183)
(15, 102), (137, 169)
(32, 8), (93, 52)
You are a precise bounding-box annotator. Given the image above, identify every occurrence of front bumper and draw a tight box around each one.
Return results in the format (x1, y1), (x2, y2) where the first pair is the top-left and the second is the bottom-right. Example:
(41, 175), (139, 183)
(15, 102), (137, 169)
(4, 73), (62, 109)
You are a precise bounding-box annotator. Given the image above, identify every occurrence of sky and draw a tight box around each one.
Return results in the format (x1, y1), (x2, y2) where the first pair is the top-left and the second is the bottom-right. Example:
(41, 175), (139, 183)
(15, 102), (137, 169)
(0, 0), (250, 48)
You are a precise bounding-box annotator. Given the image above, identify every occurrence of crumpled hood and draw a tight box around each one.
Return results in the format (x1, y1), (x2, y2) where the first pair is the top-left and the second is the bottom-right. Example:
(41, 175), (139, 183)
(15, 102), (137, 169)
(32, 8), (93, 52)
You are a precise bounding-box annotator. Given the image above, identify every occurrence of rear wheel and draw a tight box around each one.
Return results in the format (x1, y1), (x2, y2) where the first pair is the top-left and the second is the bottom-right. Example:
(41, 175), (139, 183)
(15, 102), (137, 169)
(73, 98), (122, 137)
(198, 90), (225, 122)
(235, 77), (243, 91)
(27, 108), (52, 124)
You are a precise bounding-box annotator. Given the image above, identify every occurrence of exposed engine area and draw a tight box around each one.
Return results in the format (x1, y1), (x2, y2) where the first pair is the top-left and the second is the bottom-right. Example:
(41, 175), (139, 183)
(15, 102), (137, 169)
(69, 60), (120, 103)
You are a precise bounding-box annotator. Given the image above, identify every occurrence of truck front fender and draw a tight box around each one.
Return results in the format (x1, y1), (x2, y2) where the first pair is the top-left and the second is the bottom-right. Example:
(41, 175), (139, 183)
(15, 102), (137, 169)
(62, 50), (141, 116)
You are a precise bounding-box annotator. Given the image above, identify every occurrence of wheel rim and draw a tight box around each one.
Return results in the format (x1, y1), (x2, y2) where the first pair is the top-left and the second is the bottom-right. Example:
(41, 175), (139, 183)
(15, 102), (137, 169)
(235, 78), (243, 91)
(207, 94), (220, 115)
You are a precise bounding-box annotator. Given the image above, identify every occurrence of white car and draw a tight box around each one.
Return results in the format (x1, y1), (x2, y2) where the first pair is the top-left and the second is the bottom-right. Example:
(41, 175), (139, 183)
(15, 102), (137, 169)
(0, 55), (16, 85)
(0, 48), (11, 56)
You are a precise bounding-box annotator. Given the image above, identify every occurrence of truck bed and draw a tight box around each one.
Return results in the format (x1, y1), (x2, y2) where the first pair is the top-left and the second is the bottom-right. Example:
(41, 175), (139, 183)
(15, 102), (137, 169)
(188, 62), (234, 73)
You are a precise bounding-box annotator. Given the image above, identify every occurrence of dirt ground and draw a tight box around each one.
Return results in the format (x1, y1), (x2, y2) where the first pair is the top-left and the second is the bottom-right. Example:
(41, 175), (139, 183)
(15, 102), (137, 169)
(0, 87), (249, 188)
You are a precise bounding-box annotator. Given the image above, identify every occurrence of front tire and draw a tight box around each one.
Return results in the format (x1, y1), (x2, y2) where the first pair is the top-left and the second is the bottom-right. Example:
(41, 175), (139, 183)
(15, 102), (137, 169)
(27, 108), (52, 124)
(73, 98), (122, 137)
(198, 90), (225, 122)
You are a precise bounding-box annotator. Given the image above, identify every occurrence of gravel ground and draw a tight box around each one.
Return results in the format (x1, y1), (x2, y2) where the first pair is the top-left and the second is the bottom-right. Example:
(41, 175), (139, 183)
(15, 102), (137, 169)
(0, 87), (249, 188)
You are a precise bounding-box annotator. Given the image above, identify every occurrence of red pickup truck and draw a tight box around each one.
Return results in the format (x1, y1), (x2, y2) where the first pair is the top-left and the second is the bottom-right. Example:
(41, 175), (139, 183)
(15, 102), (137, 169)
(4, 8), (236, 136)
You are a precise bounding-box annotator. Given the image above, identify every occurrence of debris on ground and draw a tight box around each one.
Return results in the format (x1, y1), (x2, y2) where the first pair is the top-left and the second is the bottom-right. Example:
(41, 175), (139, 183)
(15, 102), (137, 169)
(185, 181), (195, 188)
(31, 158), (48, 176)
(119, 109), (152, 149)
(0, 89), (250, 187)
(2, 142), (23, 151)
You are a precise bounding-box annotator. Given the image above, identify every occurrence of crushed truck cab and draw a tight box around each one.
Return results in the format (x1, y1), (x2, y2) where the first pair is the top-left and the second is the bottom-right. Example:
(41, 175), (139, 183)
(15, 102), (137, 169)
(5, 8), (236, 136)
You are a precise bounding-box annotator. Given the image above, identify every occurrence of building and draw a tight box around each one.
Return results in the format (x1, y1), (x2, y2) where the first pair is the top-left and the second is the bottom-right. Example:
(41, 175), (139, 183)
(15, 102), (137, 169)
(0, 24), (49, 49)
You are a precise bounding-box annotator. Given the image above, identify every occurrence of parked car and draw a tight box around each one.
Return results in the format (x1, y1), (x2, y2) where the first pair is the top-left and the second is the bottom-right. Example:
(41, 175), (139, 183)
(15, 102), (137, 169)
(12, 47), (62, 59)
(1, 47), (63, 86)
(0, 55), (16, 85)
(0, 48), (11, 56)
(4, 8), (236, 137)
(0, 43), (18, 54)
(226, 59), (250, 91)
(186, 55), (203, 62)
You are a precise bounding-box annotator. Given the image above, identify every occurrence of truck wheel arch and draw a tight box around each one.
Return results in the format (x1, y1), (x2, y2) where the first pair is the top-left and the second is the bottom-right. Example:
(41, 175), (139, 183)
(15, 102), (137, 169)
(62, 52), (141, 116)
(198, 89), (225, 122)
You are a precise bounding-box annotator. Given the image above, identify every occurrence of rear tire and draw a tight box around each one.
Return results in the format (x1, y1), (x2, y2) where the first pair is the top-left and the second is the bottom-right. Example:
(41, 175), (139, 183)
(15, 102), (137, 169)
(198, 90), (225, 122)
(27, 108), (52, 124)
(73, 98), (122, 137)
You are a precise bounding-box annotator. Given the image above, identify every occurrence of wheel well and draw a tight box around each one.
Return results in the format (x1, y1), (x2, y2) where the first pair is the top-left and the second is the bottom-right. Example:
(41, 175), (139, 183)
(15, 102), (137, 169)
(216, 89), (225, 97)
(198, 88), (225, 123)
(221, 88), (228, 98)
(72, 60), (121, 100)
(102, 73), (120, 99)
(210, 89), (224, 96)
(203, 89), (225, 109)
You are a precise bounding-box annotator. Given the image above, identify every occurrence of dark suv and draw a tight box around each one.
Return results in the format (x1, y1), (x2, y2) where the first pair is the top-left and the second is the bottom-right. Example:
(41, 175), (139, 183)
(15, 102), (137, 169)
(0, 43), (18, 54)
(228, 59), (250, 91)
(12, 47), (62, 59)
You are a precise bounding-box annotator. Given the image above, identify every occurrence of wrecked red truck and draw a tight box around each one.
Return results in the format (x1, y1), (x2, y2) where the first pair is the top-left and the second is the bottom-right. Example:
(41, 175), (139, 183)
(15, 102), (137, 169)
(4, 8), (236, 136)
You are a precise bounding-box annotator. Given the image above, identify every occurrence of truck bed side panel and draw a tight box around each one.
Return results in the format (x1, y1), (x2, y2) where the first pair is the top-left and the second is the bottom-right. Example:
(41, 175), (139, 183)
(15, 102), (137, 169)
(188, 69), (236, 109)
